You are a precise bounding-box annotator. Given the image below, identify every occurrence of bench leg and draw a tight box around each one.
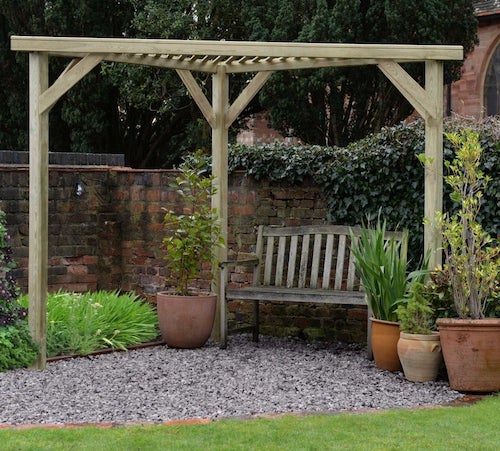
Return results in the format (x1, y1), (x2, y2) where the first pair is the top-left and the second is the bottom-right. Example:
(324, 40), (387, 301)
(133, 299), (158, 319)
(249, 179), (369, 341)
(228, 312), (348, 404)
(366, 306), (373, 360)
(252, 300), (260, 342)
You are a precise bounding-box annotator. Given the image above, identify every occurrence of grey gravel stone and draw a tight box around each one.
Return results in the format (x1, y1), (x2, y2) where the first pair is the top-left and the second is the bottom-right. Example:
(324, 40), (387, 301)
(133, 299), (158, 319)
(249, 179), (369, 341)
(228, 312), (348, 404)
(0, 335), (462, 425)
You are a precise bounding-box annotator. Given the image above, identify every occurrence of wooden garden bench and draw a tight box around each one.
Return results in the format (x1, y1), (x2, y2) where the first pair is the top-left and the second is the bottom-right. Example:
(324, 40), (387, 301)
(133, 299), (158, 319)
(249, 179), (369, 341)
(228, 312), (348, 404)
(220, 224), (403, 353)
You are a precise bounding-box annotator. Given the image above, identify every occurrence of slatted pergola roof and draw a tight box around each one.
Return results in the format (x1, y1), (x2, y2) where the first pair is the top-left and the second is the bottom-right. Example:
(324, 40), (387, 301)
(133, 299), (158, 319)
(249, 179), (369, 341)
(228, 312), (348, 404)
(11, 36), (463, 367)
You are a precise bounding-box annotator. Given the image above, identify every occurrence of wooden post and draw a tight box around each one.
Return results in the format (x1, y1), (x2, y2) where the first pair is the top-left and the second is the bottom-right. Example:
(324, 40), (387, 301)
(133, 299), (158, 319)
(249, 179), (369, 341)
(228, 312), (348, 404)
(28, 52), (49, 369)
(424, 60), (444, 271)
(211, 65), (229, 340)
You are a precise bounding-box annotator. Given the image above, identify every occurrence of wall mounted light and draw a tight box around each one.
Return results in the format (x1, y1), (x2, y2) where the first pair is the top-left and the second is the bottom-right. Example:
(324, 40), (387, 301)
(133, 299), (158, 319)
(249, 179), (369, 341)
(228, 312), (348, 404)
(74, 178), (85, 197)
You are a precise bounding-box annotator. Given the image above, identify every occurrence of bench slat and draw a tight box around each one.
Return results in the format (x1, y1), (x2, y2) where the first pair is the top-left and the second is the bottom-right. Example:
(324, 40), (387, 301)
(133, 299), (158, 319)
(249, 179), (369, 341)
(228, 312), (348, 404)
(334, 234), (346, 290)
(287, 235), (298, 288)
(226, 286), (366, 305)
(322, 233), (335, 289)
(347, 236), (358, 290)
(298, 234), (310, 288)
(275, 235), (287, 286)
(310, 234), (323, 288)
(263, 235), (275, 285)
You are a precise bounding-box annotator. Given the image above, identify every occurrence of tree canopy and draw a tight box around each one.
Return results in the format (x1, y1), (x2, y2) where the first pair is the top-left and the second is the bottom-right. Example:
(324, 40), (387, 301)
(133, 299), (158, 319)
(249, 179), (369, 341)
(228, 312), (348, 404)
(0, 0), (478, 167)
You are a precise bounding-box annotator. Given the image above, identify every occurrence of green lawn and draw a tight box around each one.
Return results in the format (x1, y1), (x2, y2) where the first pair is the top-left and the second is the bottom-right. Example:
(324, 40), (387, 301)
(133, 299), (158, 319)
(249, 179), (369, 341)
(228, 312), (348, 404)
(1, 395), (498, 450)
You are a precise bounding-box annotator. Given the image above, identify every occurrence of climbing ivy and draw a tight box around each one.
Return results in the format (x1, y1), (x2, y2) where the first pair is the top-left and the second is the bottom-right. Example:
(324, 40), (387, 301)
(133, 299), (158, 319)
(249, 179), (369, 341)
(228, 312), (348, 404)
(228, 116), (500, 264)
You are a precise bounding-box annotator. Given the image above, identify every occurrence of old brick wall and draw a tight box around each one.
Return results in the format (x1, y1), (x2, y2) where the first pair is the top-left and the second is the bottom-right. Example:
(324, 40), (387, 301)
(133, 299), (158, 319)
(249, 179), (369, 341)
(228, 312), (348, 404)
(0, 165), (367, 344)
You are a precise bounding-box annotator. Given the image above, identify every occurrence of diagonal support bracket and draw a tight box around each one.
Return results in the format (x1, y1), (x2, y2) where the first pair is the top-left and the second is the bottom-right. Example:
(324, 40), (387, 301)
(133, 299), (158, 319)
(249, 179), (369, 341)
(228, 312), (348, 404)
(176, 69), (216, 128)
(39, 54), (104, 114)
(378, 60), (437, 120)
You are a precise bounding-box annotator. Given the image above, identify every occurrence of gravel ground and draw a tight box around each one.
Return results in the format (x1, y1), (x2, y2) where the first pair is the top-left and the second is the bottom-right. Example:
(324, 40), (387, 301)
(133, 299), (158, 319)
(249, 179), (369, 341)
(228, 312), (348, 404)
(0, 335), (462, 425)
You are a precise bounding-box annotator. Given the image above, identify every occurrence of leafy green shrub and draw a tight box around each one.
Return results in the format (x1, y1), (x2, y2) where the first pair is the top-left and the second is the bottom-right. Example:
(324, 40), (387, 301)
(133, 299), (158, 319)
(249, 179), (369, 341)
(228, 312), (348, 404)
(0, 208), (27, 326)
(20, 291), (159, 357)
(228, 116), (499, 264)
(0, 322), (39, 372)
(0, 207), (37, 372)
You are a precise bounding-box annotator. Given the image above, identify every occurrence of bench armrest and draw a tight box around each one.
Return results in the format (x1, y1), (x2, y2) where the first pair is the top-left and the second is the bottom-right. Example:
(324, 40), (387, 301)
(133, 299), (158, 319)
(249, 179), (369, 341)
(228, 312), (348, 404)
(219, 256), (259, 268)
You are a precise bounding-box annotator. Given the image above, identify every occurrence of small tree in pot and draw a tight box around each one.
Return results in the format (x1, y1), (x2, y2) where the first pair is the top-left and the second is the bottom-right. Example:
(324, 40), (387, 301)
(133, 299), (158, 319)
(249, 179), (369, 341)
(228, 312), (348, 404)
(432, 130), (500, 392)
(157, 153), (225, 348)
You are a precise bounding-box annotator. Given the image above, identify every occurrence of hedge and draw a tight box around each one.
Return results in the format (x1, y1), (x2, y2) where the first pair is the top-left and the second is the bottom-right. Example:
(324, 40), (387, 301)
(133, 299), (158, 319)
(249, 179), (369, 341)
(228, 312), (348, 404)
(228, 116), (500, 264)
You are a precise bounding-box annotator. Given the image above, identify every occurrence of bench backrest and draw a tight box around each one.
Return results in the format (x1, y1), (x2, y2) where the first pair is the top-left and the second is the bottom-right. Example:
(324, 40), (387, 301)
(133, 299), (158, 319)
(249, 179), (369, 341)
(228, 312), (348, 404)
(253, 225), (404, 292)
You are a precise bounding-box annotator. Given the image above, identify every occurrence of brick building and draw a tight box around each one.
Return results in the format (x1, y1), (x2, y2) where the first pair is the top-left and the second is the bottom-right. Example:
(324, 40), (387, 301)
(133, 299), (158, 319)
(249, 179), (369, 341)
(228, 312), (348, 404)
(449, 0), (500, 117)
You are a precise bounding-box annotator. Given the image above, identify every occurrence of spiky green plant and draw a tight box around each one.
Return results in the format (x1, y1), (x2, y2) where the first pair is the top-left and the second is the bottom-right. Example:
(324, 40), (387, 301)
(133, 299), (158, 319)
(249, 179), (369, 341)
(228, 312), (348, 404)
(350, 217), (427, 322)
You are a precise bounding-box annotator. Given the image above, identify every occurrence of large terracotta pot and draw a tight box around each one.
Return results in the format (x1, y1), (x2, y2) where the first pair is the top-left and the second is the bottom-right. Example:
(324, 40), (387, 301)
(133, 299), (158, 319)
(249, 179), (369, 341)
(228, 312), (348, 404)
(370, 318), (402, 372)
(437, 318), (500, 392)
(397, 332), (442, 382)
(156, 292), (217, 349)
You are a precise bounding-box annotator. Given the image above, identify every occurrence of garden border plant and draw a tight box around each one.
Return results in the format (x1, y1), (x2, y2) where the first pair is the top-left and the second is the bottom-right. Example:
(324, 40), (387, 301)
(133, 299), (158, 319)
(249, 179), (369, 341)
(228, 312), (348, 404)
(19, 290), (159, 358)
(0, 207), (38, 371)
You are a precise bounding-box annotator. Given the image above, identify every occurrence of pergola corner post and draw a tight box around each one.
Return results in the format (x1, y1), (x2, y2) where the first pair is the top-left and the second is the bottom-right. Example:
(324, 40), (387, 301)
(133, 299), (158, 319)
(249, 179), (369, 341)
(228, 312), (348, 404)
(424, 60), (444, 271)
(28, 52), (49, 369)
(211, 65), (229, 340)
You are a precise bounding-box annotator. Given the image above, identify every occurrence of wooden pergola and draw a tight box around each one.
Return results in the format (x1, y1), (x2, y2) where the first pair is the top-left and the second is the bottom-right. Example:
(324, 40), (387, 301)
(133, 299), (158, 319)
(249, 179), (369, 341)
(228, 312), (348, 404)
(11, 36), (463, 368)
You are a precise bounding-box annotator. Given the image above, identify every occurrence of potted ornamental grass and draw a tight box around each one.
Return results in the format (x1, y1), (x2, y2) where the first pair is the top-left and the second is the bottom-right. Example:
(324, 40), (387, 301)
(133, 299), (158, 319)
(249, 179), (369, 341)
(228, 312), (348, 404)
(431, 130), (500, 392)
(157, 154), (225, 349)
(396, 281), (442, 382)
(351, 217), (427, 372)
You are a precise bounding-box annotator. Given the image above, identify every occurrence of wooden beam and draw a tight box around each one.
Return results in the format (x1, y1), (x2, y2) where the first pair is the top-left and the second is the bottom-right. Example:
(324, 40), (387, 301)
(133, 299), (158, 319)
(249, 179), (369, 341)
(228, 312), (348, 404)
(11, 36), (464, 61)
(176, 69), (215, 128)
(28, 52), (49, 369)
(39, 54), (103, 114)
(378, 61), (436, 120)
(211, 65), (229, 341)
(424, 60), (444, 270)
(226, 71), (273, 127)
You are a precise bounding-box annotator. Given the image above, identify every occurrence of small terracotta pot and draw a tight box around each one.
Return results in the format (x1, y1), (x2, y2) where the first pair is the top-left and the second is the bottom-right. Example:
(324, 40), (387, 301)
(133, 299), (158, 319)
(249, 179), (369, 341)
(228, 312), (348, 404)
(437, 318), (500, 392)
(156, 292), (217, 349)
(370, 318), (402, 372)
(397, 332), (442, 382)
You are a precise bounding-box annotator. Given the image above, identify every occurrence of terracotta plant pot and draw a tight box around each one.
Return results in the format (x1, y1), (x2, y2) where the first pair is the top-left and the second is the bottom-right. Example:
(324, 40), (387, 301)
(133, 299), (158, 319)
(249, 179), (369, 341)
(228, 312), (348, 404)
(437, 318), (500, 392)
(397, 332), (442, 382)
(156, 292), (217, 349)
(370, 318), (402, 372)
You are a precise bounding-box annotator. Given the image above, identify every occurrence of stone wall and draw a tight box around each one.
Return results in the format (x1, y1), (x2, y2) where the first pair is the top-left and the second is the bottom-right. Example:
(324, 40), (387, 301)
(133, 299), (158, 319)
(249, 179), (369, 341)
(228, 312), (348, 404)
(0, 164), (367, 344)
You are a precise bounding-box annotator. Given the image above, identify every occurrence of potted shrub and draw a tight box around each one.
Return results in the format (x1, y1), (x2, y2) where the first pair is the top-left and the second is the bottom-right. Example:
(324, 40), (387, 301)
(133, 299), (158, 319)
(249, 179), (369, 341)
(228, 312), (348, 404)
(351, 218), (422, 372)
(432, 130), (500, 392)
(157, 154), (225, 349)
(396, 281), (442, 382)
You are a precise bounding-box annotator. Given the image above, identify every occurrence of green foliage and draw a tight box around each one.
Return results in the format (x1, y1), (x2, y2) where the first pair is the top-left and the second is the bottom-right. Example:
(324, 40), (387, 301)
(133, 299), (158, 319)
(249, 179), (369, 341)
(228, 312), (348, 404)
(0, 321), (38, 372)
(349, 217), (411, 322)
(397, 282), (435, 334)
(19, 290), (159, 357)
(0, 208), (27, 327)
(162, 153), (225, 295)
(228, 116), (500, 265)
(1, 0), (478, 167)
(254, 0), (477, 147)
(434, 130), (500, 319)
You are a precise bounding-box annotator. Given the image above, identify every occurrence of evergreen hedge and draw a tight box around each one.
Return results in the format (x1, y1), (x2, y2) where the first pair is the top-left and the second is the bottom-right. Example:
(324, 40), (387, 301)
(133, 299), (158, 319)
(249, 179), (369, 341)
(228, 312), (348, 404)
(229, 116), (499, 264)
